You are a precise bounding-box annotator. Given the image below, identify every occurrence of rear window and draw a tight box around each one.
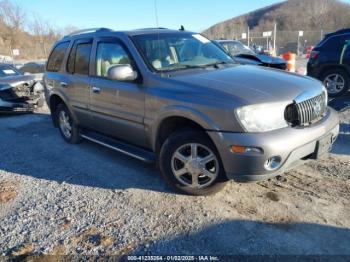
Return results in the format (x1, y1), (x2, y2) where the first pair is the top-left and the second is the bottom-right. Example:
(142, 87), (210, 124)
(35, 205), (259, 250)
(0, 66), (22, 77)
(46, 42), (70, 72)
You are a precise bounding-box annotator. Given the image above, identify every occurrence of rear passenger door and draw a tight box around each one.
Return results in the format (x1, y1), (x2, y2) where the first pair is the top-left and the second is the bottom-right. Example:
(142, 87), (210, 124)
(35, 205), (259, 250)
(89, 37), (146, 147)
(64, 39), (93, 126)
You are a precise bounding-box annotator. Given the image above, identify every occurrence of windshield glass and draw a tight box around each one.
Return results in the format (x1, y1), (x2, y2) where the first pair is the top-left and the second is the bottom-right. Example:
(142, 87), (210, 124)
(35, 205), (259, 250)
(219, 41), (255, 56)
(132, 33), (234, 72)
(0, 65), (22, 77)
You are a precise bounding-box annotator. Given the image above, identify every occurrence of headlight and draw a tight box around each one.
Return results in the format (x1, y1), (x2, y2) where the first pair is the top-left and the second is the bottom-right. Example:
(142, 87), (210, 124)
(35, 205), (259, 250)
(236, 102), (289, 132)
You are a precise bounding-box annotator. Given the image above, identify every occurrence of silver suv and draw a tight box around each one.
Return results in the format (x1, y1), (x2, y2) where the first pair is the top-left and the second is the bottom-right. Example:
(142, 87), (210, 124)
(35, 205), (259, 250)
(44, 28), (339, 195)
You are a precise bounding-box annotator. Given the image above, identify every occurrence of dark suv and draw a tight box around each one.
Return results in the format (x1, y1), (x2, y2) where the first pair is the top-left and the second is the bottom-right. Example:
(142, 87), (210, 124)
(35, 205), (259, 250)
(44, 28), (339, 195)
(307, 29), (350, 97)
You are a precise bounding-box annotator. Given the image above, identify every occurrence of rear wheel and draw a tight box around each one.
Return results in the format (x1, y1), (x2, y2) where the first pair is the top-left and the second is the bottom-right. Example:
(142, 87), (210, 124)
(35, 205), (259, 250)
(159, 129), (227, 196)
(321, 69), (349, 97)
(56, 104), (81, 144)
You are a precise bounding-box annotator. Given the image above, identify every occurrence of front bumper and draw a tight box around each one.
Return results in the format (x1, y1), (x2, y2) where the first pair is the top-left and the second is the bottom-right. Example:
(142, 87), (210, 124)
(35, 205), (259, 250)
(0, 97), (39, 112)
(208, 108), (339, 182)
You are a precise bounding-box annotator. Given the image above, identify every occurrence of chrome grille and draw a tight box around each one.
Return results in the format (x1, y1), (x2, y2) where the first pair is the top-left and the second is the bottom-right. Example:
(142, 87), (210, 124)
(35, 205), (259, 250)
(285, 92), (327, 126)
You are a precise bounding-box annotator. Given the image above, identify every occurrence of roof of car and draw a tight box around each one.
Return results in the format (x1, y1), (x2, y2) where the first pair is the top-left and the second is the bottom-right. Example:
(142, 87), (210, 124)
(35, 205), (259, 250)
(325, 28), (350, 39)
(61, 27), (195, 41)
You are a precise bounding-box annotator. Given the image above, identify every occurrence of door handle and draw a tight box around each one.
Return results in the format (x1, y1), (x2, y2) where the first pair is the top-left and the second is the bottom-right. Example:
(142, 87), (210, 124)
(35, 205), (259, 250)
(92, 86), (101, 94)
(60, 82), (68, 88)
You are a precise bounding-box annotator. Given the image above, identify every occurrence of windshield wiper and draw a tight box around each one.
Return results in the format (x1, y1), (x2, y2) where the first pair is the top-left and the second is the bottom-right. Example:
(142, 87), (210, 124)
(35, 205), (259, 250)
(159, 62), (231, 72)
(200, 61), (229, 68)
(160, 64), (204, 72)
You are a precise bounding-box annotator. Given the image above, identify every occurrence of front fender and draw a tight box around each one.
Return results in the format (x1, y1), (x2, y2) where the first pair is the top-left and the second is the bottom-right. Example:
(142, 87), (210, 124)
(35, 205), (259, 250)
(148, 105), (220, 151)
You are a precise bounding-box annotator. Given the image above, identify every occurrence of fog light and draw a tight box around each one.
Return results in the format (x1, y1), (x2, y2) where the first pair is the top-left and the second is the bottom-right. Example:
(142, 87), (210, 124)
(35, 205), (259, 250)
(264, 156), (282, 171)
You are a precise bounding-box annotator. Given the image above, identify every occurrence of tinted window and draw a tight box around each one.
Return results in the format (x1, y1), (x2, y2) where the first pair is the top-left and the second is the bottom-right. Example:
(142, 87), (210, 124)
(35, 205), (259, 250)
(323, 35), (350, 51)
(67, 42), (92, 75)
(47, 42), (69, 72)
(95, 42), (131, 77)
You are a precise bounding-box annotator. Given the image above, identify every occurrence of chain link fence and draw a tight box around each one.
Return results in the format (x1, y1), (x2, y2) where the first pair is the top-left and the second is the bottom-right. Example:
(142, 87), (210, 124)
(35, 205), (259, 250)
(232, 30), (333, 56)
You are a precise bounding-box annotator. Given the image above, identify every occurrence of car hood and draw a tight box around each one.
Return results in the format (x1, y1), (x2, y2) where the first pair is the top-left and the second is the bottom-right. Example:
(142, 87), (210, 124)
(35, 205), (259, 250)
(0, 74), (42, 90)
(236, 53), (286, 65)
(168, 65), (325, 105)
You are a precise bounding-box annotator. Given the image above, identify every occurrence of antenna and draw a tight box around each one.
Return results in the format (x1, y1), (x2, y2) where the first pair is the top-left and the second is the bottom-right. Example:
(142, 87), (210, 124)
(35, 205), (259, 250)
(154, 0), (159, 28)
(154, 0), (161, 69)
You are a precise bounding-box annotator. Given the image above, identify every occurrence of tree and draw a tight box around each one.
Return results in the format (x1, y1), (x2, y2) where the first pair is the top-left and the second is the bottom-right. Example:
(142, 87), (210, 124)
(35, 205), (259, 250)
(0, 0), (26, 56)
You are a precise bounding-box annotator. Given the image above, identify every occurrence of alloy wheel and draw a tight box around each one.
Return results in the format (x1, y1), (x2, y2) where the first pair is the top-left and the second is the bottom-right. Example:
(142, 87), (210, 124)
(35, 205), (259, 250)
(324, 73), (345, 94)
(58, 110), (72, 139)
(171, 143), (219, 188)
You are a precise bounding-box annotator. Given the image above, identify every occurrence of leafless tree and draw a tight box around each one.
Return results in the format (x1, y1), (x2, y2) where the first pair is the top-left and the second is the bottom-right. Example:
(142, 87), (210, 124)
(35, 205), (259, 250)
(0, 0), (26, 55)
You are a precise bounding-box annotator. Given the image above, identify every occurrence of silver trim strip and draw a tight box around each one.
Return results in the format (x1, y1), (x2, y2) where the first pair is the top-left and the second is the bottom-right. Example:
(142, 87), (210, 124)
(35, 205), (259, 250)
(80, 134), (149, 162)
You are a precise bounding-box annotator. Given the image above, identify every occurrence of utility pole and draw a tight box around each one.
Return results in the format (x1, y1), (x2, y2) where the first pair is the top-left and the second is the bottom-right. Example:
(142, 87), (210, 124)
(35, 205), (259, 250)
(247, 27), (250, 47)
(297, 33), (300, 57)
(273, 23), (277, 55)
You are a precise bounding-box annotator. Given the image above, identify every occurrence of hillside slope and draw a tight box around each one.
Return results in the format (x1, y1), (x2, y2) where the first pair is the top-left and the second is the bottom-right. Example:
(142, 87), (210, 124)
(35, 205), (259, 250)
(203, 0), (350, 39)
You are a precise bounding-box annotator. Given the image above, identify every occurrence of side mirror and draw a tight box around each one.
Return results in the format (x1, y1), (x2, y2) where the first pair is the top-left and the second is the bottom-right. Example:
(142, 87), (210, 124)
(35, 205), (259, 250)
(107, 64), (138, 82)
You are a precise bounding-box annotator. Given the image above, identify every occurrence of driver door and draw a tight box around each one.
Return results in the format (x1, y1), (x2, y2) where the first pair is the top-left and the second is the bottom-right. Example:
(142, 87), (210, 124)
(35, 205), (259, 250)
(89, 37), (146, 147)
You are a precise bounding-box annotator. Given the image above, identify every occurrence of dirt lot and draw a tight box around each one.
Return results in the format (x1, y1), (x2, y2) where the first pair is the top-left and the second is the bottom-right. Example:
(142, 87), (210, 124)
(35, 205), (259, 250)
(0, 107), (349, 257)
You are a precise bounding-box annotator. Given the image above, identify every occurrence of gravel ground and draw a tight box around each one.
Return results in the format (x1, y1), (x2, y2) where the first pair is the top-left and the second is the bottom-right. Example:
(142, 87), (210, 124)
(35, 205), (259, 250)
(0, 108), (349, 258)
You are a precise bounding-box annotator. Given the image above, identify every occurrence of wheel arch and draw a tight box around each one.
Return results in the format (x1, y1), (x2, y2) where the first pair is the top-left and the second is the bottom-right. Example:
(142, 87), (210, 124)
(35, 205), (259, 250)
(320, 64), (350, 79)
(151, 106), (220, 157)
(49, 93), (79, 127)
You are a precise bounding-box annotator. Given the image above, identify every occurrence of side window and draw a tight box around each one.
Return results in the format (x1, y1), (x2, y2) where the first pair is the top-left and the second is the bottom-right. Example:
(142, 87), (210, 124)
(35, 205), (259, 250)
(324, 35), (348, 51)
(67, 42), (92, 75)
(46, 42), (69, 72)
(95, 42), (131, 77)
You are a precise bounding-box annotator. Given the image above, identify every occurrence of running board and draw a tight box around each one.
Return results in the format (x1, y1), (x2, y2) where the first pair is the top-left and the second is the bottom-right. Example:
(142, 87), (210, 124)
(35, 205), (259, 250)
(80, 130), (156, 164)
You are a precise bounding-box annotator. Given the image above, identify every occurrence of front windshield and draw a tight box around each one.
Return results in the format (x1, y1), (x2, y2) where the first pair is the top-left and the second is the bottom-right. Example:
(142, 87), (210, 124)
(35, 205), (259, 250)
(0, 65), (22, 77)
(132, 33), (234, 72)
(220, 41), (255, 56)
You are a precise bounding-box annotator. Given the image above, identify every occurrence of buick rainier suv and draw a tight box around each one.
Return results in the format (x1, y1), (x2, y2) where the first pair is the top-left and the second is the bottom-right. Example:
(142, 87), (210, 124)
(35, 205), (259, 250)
(44, 28), (339, 195)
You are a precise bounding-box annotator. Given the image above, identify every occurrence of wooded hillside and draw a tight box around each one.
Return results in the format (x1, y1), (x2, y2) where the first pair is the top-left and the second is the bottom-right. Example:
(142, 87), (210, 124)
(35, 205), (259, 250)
(203, 0), (350, 39)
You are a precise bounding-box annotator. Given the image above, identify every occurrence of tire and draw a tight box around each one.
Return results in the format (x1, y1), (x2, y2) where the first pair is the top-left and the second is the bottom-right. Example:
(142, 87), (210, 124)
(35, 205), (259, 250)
(55, 103), (81, 144)
(321, 68), (349, 97)
(159, 129), (228, 196)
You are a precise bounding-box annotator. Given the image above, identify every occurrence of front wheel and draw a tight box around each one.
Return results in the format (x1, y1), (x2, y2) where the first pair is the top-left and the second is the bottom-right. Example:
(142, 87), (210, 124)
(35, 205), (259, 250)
(159, 129), (227, 196)
(321, 69), (349, 97)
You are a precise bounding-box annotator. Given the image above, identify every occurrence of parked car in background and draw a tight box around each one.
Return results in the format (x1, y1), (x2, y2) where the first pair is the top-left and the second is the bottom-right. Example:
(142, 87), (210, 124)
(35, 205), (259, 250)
(215, 40), (287, 70)
(45, 28), (338, 195)
(305, 46), (314, 59)
(19, 61), (46, 74)
(307, 29), (350, 97)
(0, 63), (44, 112)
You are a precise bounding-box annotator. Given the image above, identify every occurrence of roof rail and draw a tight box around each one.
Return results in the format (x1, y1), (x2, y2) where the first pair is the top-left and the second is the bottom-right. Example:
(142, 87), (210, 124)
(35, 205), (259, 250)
(64, 28), (113, 38)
